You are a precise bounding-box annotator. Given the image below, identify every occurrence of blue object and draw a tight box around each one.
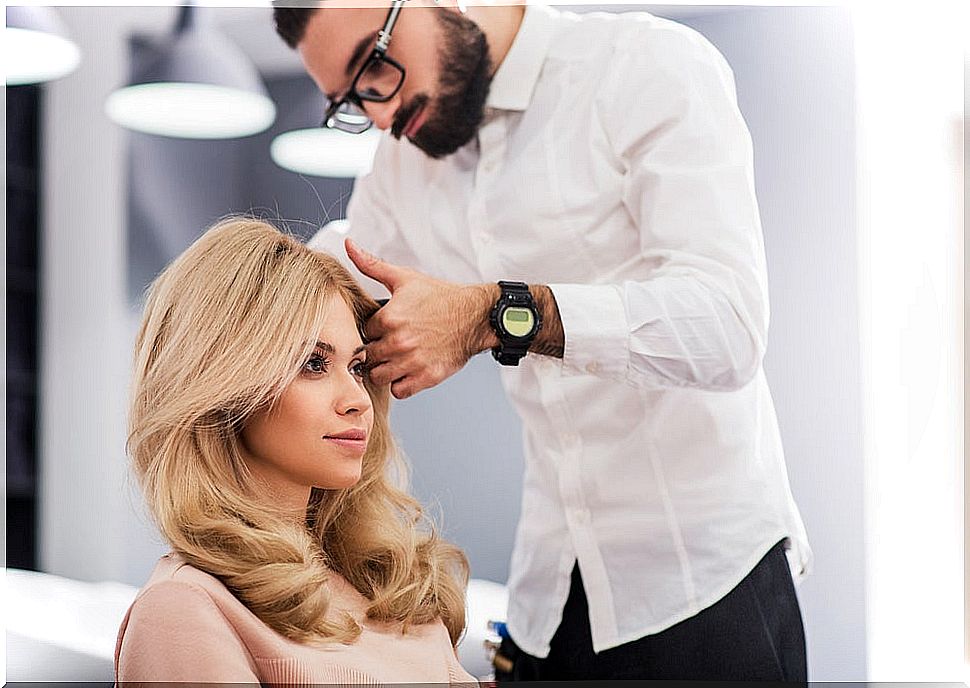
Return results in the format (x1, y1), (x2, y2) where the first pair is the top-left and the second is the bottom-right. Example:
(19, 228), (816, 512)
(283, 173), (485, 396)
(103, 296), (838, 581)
(487, 620), (510, 639)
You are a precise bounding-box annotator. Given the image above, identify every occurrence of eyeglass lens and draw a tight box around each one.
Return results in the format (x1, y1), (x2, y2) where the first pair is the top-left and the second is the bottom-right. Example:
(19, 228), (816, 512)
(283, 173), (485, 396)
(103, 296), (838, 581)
(356, 59), (403, 100)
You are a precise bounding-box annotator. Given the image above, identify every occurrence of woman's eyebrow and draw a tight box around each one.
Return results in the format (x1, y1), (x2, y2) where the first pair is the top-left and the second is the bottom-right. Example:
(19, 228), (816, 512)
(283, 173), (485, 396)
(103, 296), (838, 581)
(315, 341), (367, 357)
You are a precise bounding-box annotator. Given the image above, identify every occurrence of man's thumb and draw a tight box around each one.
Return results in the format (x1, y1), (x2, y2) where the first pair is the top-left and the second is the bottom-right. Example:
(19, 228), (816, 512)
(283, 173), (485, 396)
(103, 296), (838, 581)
(345, 238), (403, 291)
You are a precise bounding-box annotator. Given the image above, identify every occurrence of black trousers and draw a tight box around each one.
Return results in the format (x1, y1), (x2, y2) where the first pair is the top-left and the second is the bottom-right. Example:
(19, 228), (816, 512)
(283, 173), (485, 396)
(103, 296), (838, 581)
(495, 539), (807, 681)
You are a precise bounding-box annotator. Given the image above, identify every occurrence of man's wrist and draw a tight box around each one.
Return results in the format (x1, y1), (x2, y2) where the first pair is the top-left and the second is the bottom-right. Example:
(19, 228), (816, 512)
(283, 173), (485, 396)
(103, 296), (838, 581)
(464, 282), (563, 360)
(465, 283), (501, 354)
(529, 285), (564, 359)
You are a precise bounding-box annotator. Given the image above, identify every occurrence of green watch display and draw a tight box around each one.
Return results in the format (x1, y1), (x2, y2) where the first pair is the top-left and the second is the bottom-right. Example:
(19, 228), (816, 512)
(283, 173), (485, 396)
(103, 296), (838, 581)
(488, 281), (542, 366)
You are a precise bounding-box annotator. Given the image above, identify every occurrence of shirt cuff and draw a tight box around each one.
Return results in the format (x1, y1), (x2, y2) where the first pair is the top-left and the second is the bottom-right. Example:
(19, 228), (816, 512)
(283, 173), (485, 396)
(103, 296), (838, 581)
(547, 283), (630, 378)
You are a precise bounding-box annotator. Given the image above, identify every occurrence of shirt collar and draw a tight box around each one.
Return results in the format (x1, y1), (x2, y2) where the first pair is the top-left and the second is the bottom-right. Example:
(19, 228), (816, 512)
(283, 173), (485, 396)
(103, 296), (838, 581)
(485, 4), (559, 112)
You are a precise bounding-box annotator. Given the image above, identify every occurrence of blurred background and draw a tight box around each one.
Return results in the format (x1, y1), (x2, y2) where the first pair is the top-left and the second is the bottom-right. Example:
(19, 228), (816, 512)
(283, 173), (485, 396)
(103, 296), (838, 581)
(5, 1), (966, 683)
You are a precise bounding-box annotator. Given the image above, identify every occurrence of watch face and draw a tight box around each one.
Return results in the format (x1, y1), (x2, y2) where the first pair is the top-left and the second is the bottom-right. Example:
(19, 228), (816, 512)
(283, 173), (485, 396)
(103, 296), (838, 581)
(502, 306), (535, 338)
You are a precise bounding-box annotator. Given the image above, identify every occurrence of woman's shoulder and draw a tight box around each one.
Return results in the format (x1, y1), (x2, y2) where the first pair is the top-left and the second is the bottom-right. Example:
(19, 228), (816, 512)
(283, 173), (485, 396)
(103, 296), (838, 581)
(122, 553), (242, 633)
(122, 551), (280, 646)
(115, 554), (262, 683)
(118, 555), (478, 683)
(133, 553), (358, 625)
(139, 551), (231, 599)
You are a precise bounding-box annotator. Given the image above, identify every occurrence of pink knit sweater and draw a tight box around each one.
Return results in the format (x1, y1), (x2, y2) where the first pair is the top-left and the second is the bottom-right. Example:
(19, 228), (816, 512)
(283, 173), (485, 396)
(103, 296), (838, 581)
(114, 553), (477, 685)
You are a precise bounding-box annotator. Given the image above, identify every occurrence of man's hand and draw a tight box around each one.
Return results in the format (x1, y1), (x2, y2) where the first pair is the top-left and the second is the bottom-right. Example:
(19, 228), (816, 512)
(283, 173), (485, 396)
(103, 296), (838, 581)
(346, 238), (499, 399)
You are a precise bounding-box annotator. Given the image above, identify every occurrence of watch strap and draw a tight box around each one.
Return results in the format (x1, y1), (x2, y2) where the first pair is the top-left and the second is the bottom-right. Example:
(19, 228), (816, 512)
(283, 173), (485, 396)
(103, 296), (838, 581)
(492, 342), (531, 366)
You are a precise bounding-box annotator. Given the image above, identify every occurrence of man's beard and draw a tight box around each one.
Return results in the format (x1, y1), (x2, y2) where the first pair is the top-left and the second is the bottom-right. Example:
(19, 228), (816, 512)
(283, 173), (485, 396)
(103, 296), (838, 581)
(390, 11), (492, 159)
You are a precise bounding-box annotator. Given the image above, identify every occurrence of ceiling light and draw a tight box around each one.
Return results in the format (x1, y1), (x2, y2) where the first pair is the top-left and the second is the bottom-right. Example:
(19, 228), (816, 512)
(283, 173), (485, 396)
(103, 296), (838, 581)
(105, 6), (275, 139)
(5, 7), (81, 86)
(270, 128), (381, 179)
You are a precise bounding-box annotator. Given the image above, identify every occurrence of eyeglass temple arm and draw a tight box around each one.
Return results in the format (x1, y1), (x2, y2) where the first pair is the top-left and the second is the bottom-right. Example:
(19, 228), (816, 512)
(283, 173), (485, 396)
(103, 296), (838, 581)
(376, 0), (407, 52)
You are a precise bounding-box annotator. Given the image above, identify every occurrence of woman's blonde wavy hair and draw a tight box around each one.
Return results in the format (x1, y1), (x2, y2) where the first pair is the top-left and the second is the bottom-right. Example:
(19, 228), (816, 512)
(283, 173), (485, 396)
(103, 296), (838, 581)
(127, 216), (468, 646)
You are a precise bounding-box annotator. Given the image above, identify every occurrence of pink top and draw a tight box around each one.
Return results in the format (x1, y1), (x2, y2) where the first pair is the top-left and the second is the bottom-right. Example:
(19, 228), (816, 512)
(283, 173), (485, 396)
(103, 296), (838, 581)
(114, 552), (477, 685)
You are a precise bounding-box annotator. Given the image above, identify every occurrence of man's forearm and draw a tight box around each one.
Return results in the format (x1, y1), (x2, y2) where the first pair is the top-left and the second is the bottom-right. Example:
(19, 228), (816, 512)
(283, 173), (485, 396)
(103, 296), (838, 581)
(466, 283), (564, 359)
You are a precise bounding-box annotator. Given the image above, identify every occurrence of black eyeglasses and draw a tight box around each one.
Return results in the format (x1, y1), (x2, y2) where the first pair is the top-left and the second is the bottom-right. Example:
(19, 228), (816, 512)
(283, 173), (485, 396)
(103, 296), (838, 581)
(322, 0), (408, 134)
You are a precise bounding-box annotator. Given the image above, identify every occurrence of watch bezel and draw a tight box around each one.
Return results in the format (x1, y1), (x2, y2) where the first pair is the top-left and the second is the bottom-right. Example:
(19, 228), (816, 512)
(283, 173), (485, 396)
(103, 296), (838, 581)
(496, 303), (540, 340)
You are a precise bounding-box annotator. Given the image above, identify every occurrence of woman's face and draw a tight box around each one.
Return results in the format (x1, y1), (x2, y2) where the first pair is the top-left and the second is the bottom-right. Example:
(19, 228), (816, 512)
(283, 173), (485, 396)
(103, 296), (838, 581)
(240, 296), (374, 511)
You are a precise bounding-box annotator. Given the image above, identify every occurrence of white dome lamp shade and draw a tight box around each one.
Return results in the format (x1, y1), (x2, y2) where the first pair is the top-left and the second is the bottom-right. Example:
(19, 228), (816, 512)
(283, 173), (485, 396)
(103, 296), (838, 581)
(105, 5), (276, 139)
(5, 6), (81, 86)
(270, 127), (382, 179)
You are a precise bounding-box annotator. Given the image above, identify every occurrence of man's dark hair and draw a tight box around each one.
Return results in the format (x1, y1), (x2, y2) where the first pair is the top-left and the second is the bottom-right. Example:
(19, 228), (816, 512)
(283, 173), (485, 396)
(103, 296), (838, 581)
(272, 5), (318, 49)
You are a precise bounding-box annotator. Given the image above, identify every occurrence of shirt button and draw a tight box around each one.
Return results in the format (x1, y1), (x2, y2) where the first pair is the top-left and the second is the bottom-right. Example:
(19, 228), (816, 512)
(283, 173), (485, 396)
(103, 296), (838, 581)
(585, 362), (599, 374)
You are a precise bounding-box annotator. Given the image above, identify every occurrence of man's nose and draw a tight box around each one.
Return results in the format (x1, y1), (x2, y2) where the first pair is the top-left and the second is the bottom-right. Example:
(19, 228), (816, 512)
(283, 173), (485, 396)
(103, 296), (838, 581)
(362, 95), (401, 131)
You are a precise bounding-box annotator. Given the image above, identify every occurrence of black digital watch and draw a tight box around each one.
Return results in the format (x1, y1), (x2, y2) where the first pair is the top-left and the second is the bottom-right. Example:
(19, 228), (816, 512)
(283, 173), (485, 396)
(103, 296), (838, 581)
(488, 281), (542, 366)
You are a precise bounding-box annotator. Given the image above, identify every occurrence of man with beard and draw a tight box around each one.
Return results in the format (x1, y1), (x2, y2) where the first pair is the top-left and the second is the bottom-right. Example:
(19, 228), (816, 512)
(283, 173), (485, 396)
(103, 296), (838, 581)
(273, 0), (812, 681)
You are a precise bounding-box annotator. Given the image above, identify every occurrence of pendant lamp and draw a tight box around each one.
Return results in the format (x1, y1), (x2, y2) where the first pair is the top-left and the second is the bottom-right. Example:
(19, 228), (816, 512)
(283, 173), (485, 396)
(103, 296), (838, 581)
(270, 128), (382, 179)
(5, 6), (81, 86)
(105, 5), (275, 139)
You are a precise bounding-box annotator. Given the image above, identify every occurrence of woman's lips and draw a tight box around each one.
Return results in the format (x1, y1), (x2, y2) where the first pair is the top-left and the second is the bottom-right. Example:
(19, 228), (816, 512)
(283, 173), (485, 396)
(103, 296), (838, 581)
(323, 429), (368, 453)
(324, 437), (368, 453)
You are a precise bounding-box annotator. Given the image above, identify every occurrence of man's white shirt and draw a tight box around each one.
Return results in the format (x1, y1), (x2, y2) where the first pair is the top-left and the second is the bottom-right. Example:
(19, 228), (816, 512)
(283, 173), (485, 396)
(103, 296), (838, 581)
(309, 4), (811, 657)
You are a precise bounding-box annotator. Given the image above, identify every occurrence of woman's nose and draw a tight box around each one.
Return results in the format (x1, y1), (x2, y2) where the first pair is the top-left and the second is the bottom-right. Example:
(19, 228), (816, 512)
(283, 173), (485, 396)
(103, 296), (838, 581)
(336, 374), (372, 417)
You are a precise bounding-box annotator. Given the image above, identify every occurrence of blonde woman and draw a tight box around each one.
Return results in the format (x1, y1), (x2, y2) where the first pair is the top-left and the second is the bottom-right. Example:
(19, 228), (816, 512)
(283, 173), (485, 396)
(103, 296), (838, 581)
(115, 217), (475, 684)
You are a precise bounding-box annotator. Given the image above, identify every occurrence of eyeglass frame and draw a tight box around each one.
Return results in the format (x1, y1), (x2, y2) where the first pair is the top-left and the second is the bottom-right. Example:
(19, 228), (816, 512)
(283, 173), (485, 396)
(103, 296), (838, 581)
(321, 0), (409, 133)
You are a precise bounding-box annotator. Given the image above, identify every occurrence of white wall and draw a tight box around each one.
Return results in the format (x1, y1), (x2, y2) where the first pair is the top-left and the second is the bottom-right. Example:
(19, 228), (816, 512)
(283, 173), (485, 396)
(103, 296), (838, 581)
(854, 6), (965, 680)
(40, 6), (175, 586)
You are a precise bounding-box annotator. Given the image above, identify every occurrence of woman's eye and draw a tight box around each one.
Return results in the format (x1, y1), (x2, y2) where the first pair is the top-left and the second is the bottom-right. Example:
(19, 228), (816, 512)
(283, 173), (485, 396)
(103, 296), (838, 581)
(351, 361), (368, 380)
(304, 355), (329, 375)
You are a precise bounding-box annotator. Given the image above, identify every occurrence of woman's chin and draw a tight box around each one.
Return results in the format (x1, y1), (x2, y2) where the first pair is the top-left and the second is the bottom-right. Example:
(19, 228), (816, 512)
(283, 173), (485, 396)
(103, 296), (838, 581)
(315, 469), (363, 491)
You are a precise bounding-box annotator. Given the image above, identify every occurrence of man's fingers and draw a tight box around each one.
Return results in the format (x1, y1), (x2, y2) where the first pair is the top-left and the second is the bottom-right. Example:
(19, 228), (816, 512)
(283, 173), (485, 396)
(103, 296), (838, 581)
(365, 359), (408, 388)
(365, 330), (419, 363)
(345, 238), (406, 292)
(368, 364), (421, 399)
(363, 337), (391, 368)
(391, 376), (428, 400)
(362, 314), (384, 343)
(390, 379), (411, 399)
(362, 306), (402, 342)
(366, 355), (436, 398)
